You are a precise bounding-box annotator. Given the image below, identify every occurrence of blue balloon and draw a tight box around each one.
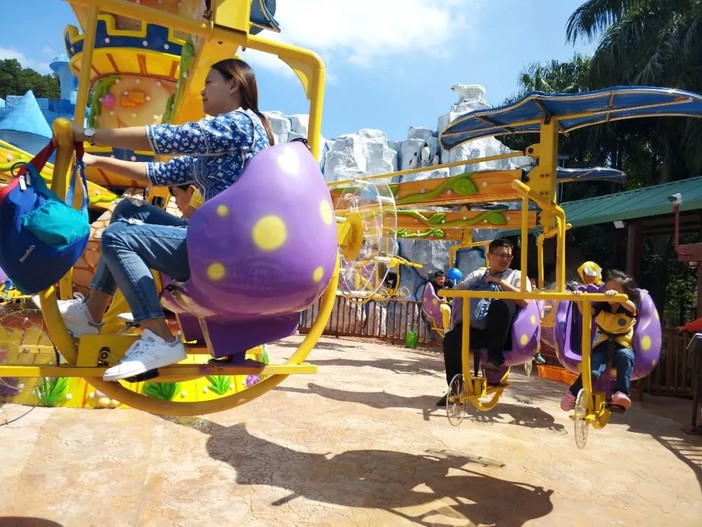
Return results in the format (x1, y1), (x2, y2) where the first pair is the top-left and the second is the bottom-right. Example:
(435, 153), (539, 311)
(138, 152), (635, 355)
(447, 267), (462, 281)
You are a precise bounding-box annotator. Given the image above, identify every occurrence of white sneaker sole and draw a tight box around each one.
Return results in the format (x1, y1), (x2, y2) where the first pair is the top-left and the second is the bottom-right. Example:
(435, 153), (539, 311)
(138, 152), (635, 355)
(103, 349), (187, 381)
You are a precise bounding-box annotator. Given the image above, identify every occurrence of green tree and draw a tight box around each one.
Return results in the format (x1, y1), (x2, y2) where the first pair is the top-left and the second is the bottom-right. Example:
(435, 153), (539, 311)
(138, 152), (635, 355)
(0, 59), (60, 100)
(566, 0), (702, 182)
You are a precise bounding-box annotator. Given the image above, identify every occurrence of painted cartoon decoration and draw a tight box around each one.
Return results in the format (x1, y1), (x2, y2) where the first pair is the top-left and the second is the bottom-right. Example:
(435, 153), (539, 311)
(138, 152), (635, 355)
(161, 141), (338, 360)
(553, 284), (662, 383)
(64, 0), (198, 187)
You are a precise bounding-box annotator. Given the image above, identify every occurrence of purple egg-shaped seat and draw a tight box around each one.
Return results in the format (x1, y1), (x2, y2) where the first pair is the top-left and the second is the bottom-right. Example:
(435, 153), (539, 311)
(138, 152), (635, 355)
(421, 282), (446, 333)
(450, 298), (541, 369)
(161, 141), (338, 359)
(553, 286), (662, 382)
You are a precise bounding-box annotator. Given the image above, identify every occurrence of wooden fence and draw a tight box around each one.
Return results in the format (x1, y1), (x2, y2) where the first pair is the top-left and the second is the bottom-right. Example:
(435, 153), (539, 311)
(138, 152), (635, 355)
(299, 295), (441, 348)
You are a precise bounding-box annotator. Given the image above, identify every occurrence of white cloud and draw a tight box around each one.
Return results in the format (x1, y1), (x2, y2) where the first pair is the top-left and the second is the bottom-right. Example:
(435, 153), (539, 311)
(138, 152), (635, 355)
(0, 47), (53, 74)
(276, 0), (473, 65)
(246, 0), (478, 76)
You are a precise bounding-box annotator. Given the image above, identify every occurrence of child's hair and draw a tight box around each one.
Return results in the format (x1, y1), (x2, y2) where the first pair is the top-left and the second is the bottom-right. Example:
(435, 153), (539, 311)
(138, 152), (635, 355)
(168, 184), (192, 196)
(605, 269), (640, 305)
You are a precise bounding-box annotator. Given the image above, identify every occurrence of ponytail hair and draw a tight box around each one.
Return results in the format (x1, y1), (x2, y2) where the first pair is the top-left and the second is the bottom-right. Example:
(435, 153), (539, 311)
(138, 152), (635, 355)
(210, 58), (275, 145)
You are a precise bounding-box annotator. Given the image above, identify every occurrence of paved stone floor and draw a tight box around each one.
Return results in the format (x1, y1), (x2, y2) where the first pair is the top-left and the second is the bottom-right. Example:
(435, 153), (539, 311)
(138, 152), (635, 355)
(1, 335), (700, 526)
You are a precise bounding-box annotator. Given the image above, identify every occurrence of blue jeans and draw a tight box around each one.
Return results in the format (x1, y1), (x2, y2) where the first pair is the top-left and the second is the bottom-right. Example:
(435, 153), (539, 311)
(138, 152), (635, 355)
(91, 198), (189, 324)
(569, 341), (635, 396)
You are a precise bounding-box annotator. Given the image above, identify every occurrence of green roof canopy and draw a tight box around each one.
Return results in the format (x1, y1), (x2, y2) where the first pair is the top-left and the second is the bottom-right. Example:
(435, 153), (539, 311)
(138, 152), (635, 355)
(500, 176), (702, 235)
(561, 176), (702, 228)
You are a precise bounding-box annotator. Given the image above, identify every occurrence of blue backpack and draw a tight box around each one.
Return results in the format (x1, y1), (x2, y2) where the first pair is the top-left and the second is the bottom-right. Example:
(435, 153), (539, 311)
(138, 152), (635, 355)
(0, 142), (89, 294)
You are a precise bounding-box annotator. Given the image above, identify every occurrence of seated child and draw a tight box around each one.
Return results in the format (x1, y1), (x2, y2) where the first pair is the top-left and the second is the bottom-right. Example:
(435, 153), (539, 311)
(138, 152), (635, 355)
(561, 269), (640, 411)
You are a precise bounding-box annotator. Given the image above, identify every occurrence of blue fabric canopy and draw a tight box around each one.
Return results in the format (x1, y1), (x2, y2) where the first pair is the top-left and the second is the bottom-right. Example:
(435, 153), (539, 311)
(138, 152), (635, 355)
(440, 86), (702, 150)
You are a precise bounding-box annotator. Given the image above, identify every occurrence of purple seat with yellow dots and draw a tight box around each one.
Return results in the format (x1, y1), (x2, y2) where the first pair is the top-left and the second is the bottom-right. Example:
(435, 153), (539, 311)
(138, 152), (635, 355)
(553, 284), (662, 384)
(161, 141), (338, 360)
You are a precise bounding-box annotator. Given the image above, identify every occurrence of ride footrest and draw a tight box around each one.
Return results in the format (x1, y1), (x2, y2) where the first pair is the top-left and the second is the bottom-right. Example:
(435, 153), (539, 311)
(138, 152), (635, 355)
(604, 403), (626, 414)
(125, 369), (160, 383)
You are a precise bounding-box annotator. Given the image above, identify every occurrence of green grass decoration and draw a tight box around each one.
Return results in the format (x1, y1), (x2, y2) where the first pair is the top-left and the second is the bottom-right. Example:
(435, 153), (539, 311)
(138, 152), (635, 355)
(143, 382), (179, 401)
(35, 377), (69, 407)
(206, 375), (232, 396)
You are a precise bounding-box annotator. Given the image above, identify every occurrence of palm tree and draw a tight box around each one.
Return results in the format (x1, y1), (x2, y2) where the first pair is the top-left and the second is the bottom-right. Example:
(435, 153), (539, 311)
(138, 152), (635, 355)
(566, 0), (702, 181)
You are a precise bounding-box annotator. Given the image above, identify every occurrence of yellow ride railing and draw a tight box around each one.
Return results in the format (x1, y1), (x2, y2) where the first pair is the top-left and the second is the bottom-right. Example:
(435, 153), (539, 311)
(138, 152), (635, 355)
(440, 288), (628, 412)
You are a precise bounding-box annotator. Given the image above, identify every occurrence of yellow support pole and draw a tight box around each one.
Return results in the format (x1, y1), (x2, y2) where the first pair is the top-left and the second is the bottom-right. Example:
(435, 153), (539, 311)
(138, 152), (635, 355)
(332, 151), (523, 186)
(520, 194), (529, 291)
(72, 4), (98, 126)
(460, 294), (471, 392)
(580, 299), (594, 412)
(68, 0), (326, 157)
(52, 118), (79, 299)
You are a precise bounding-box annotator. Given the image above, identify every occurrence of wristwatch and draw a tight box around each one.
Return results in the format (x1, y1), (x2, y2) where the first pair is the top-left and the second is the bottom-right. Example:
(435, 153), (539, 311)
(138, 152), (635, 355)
(84, 127), (97, 146)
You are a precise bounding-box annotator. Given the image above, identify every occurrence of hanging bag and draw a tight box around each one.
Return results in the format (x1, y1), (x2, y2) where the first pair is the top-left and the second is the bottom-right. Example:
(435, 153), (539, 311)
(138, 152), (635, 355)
(469, 270), (500, 330)
(0, 142), (90, 294)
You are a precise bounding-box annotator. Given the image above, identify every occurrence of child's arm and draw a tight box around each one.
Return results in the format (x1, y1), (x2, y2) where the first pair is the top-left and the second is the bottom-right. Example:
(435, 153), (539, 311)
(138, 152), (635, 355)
(604, 289), (637, 315)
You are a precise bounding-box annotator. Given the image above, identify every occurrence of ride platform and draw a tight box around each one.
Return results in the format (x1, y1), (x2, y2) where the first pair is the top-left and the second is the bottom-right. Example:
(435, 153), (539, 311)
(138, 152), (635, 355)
(0, 334), (698, 526)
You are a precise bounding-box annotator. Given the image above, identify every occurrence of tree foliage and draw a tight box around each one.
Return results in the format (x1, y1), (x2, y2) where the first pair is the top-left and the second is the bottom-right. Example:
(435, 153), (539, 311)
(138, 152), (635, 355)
(498, 1), (702, 321)
(566, 0), (702, 182)
(0, 59), (60, 100)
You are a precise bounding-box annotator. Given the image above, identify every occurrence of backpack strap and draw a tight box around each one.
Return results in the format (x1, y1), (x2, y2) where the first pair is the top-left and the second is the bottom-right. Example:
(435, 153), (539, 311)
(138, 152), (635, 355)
(66, 142), (89, 218)
(11, 142), (56, 177)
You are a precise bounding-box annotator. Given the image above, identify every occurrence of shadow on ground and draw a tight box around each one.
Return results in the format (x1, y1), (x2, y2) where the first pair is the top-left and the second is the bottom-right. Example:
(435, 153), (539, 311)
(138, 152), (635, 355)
(172, 418), (554, 527)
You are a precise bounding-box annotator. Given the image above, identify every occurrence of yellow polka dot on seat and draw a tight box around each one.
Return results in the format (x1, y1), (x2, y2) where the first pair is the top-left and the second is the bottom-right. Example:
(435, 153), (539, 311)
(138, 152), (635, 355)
(252, 215), (287, 251)
(313, 266), (324, 282)
(640, 335), (651, 352)
(530, 315), (536, 325)
(207, 262), (225, 281)
(432, 299), (438, 306)
(216, 204), (229, 217)
(320, 200), (333, 225)
(520, 334), (528, 346)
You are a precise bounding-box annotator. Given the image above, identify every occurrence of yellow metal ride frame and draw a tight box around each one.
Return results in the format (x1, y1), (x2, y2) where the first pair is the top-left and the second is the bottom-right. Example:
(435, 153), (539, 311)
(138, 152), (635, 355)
(0, 0), (340, 416)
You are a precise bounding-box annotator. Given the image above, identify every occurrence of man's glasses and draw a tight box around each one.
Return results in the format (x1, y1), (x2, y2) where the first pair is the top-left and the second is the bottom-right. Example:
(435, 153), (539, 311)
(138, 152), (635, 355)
(490, 252), (513, 261)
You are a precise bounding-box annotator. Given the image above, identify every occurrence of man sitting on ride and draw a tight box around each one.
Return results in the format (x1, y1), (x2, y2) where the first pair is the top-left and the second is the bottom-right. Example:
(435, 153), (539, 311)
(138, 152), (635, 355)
(437, 238), (530, 406)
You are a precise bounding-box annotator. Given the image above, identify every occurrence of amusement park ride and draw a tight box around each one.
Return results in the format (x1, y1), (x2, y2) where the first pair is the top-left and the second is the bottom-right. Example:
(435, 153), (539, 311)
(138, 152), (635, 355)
(4, 0), (702, 447)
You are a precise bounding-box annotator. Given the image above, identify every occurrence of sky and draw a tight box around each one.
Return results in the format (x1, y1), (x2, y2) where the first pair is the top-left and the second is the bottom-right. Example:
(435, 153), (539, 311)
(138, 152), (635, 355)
(0, 0), (598, 140)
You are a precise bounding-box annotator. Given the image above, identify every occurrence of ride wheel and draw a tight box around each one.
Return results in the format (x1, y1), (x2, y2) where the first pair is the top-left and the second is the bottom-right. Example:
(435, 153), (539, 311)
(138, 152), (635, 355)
(446, 374), (466, 425)
(12, 258), (340, 417)
(334, 180), (397, 301)
(573, 388), (590, 449)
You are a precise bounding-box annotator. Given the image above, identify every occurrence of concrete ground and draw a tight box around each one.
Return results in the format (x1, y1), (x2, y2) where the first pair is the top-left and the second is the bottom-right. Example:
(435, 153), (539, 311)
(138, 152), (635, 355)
(0, 334), (700, 527)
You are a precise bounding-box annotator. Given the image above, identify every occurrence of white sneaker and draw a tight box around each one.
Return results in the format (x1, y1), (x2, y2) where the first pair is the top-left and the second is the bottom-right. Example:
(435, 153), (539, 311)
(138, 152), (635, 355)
(32, 293), (101, 336)
(103, 329), (186, 381)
